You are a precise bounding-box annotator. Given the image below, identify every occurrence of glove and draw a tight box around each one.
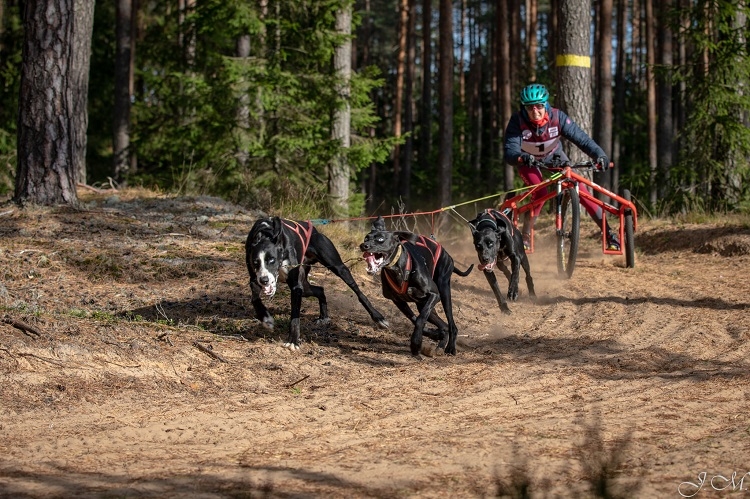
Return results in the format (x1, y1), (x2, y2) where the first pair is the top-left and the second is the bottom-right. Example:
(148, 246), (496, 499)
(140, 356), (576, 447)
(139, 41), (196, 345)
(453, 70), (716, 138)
(519, 153), (534, 166)
(596, 156), (609, 170)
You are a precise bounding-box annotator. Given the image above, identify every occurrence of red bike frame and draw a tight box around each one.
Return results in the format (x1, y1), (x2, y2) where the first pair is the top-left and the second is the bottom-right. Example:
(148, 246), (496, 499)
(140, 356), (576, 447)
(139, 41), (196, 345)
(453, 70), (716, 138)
(499, 164), (638, 255)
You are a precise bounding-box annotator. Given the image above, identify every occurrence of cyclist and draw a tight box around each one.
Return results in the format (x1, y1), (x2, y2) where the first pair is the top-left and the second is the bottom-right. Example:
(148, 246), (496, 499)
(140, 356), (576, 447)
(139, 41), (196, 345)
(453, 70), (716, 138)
(503, 83), (620, 251)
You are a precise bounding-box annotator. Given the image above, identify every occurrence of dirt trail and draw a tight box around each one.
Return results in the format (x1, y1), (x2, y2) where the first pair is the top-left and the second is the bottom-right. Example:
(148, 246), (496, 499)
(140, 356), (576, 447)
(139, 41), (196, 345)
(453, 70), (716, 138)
(1, 191), (749, 498)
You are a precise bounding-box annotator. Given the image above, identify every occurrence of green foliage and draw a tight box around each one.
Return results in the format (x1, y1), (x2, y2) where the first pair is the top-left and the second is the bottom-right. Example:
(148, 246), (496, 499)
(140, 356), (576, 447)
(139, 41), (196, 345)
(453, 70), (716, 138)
(671, 0), (750, 213)
(0, 1), (23, 195)
(122, 0), (391, 218)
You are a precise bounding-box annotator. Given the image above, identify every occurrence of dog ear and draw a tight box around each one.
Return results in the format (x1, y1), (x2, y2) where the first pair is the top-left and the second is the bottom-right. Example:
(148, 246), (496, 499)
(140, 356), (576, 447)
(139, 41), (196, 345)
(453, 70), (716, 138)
(373, 216), (386, 231)
(270, 217), (283, 242)
(467, 219), (479, 235)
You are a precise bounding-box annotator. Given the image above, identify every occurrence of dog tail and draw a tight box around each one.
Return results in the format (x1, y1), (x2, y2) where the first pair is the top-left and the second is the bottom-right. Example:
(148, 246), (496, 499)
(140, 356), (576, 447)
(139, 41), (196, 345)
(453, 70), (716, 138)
(453, 264), (474, 277)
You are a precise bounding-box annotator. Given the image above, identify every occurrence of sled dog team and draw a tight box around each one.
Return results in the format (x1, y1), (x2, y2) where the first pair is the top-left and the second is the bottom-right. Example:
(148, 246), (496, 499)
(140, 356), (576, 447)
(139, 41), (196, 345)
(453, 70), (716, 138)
(246, 212), (535, 358)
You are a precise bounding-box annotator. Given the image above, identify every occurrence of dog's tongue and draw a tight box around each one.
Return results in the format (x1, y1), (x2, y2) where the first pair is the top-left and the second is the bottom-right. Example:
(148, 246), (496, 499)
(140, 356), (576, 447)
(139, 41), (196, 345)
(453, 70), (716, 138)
(363, 252), (379, 273)
(478, 259), (496, 272)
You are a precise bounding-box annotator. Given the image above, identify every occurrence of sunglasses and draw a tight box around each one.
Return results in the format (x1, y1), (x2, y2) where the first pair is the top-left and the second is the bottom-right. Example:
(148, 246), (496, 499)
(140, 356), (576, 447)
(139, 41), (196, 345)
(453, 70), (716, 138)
(525, 103), (546, 111)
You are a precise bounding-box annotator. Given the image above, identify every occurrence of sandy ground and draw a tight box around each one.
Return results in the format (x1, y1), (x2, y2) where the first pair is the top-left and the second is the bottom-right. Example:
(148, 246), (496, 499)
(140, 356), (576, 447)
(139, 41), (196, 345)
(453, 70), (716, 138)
(1, 190), (749, 498)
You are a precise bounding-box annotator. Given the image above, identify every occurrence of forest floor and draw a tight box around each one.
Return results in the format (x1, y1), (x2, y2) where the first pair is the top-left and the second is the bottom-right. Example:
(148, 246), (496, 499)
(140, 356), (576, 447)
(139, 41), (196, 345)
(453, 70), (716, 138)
(1, 189), (749, 498)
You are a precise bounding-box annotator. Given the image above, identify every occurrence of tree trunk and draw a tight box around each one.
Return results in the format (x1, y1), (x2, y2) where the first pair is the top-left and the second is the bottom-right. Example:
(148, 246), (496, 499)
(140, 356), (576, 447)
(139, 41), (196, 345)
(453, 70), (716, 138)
(114, 0), (133, 181)
(71, 0), (94, 185)
(393, 0), (408, 192)
(498, 0), (513, 190)
(656, 0), (673, 198)
(437, 0), (453, 224)
(556, 0), (593, 165)
(401, 0), (416, 209)
(645, 0), (658, 206)
(595, 0), (613, 197)
(526, 0), (538, 82)
(418, 0), (432, 180)
(16, 0), (93, 206)
(612, 0), (627, 195)
(329, 3), (352, 218)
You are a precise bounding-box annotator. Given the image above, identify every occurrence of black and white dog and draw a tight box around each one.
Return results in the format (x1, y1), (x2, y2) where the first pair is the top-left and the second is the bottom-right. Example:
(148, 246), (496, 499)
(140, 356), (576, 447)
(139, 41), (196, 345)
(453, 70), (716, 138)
(246, 217), (388, 350)
(360, 216), (473, 357)
(468, 209), (535, 314)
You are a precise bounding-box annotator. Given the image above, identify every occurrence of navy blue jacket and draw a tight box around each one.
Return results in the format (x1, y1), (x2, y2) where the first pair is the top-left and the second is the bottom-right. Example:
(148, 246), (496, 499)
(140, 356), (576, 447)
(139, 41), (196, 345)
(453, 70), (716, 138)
(504, 106), (606, 166)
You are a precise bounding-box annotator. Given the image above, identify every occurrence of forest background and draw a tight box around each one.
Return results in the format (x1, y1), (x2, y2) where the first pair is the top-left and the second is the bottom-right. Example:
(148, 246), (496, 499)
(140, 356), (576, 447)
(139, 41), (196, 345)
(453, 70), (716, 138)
(0, 0), (749, 220)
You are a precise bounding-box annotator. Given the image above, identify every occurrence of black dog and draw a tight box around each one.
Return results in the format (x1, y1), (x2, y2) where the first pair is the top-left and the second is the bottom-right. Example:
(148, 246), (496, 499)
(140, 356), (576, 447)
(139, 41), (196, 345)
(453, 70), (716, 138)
(468, 209), (535, 314)
(246, 217), (388, 350)
(359, 216), (473, 357)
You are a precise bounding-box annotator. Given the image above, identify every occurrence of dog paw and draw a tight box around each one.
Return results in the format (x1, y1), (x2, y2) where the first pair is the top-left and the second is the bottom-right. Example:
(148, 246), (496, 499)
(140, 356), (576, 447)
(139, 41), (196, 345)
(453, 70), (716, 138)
(501, 306), (512, 315)
(282, 342), (301, 351)
(375, 318), (390, 330)
(314, 317), (331, 326)
(261, 317), (275, 330)
(507, 290), (519, 301)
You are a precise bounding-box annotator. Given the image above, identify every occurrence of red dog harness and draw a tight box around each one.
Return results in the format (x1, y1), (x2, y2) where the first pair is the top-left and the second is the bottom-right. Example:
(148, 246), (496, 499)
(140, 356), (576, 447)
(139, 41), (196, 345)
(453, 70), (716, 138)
(484, 208), (518, 237)
(282, 220), (314, 259)
(384, 236), (443, 297)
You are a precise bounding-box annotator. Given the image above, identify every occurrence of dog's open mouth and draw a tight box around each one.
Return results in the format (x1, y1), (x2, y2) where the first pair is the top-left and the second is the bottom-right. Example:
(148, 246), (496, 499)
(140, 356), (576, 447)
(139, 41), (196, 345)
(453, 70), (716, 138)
(478, 258), (496, 272)
(363, 251), (385, 274)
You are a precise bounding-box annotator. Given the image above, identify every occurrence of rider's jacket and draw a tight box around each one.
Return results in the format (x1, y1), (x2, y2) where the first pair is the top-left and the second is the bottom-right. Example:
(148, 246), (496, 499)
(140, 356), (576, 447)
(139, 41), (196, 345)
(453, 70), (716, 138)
(503, 106), (605, 166)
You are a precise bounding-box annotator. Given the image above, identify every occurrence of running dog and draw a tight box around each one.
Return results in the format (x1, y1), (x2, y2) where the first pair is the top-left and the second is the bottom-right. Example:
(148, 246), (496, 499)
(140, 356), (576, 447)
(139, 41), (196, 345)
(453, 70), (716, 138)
(246, 217), (388, 350)
(468, 209), (536, 314)
(359, 216), (473, 357)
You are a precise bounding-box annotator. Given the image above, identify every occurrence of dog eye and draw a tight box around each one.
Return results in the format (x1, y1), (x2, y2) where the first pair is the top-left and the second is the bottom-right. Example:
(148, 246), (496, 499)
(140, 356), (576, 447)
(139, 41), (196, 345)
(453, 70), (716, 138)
(267, 257), (276, 264)
(376, 236), (384, 243)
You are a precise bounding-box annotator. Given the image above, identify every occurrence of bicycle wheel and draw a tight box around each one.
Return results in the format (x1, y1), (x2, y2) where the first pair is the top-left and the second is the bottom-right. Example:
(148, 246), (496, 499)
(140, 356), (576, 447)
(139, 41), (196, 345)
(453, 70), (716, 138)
(557, 187), (580, 278)
(621, 188), (635, 268)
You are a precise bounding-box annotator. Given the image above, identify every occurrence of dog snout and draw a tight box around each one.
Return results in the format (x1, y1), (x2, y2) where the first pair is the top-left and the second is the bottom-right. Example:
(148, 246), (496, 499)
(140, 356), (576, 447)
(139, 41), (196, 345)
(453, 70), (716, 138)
(360, 242), (369, 251)
(259, 275), (269, 285)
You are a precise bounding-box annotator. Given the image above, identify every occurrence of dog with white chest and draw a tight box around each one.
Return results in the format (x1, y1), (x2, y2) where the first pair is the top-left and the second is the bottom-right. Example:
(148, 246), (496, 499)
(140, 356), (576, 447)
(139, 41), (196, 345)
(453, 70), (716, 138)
(246, 217), (388, 350)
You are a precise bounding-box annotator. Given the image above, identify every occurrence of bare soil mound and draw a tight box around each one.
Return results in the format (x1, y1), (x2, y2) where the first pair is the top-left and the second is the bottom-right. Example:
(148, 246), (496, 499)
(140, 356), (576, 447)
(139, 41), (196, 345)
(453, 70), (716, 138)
(1, 190), (749, 498)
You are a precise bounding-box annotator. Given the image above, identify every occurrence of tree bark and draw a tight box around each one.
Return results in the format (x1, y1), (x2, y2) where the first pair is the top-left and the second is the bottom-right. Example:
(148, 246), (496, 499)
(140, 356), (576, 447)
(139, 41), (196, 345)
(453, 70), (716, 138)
(645, 0), (658, 206)
(114, 0), (133, 181)
(656, 0), (673, 198)
(613, 0), (627, 195)
(392, 0), (409, 192)
(498, 0), (513, 190)
(437, 0), (453, 222)
(16, 0), (94, 206)
(526, 0), (538, 82)
(401, 0), (416, 208)
(556, 0), (593, 165)
(72, 0), (94, 185)
(418, 0), (432, 181)
(329, 3), (352, 218)
(595, 0), (613, 196)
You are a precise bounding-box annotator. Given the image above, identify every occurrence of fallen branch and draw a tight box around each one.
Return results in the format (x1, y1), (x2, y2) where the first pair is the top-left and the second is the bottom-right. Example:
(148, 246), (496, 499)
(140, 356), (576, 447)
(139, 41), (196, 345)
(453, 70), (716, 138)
(192, 341), (228, 363)
(2, 316), (42, 338)
(16, 351), (65, 367)
(285, 374), (310, 389)
(77, 182), (116, 194)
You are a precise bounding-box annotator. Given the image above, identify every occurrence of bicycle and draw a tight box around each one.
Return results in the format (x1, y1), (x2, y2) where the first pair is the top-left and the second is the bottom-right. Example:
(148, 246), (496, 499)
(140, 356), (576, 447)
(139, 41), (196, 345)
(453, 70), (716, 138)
(499, 158), (638, 278)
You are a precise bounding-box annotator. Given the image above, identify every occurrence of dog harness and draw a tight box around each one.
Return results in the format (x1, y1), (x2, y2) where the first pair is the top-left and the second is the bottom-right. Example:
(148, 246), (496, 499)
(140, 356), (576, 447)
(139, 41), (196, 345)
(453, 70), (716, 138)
(383, 236), (442, 297)
(483, 208), (518, 237)
(282, 219), (314, 260)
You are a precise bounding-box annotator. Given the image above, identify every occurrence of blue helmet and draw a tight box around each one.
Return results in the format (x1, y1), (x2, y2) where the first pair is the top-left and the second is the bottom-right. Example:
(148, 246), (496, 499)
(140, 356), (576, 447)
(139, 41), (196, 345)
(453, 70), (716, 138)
(520, 84), (549, 106)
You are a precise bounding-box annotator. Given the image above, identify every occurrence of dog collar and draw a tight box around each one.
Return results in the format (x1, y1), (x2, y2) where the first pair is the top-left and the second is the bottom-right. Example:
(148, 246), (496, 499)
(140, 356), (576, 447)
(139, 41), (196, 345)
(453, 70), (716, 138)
(384, 243), (403, 268)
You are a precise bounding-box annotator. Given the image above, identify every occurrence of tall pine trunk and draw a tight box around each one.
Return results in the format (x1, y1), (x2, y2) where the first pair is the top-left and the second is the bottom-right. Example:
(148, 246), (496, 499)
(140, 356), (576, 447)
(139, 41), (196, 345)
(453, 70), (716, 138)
(656, 0), (673, 199)
(437, 0), (453, 228)
(645, 0), (658, 206)
(595, 0), (613, 197)
(329, 4), (352, 218)
(16, 0), (93, 206)
(556, 0), (593, 165)
(114, 0), (133, 181)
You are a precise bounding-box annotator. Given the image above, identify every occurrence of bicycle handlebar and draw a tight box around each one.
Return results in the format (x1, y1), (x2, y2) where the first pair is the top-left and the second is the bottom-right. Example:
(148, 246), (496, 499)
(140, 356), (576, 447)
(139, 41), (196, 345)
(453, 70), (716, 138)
(527, 157), (613, 172)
